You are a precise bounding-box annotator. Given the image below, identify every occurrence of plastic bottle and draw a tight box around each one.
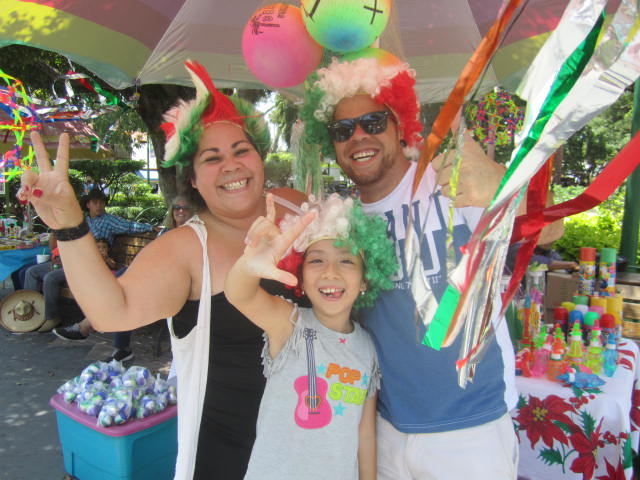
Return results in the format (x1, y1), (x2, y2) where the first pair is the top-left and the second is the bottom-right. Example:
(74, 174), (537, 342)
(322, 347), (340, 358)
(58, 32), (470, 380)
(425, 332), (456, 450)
(602, 333), (618, 377)
(553, 307), (569, 337)
(590, 295), (607, 310)
(578, 247), (597, 296)
(520, 296), (533, 349)
(531, 330), (551, 377)
(583, 311), (600, 343)
(606, 295), (624, 340)
(585, 320), (603, 374)
(600, 313), (616, 344)
(547, 335), (568, 382)
(566, 322), (585, 368)
(598, 248), (617, 297)
(515, 347), (533, 377)
(553, 323), (567, 354)
(568, 309), (583, 331)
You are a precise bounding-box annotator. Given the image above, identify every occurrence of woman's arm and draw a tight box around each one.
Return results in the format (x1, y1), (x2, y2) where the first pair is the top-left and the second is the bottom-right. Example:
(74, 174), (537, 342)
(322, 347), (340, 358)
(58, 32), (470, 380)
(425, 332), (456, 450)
(358, 394), (377, 480)
(225, 194), (314, 357)
(19, 132), (192, 331)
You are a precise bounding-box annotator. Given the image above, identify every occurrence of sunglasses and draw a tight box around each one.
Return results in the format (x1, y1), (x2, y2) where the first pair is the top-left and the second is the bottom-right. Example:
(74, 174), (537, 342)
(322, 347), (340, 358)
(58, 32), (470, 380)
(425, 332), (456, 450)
(173, 205), (190, 212)
(327, 111), (391, 143)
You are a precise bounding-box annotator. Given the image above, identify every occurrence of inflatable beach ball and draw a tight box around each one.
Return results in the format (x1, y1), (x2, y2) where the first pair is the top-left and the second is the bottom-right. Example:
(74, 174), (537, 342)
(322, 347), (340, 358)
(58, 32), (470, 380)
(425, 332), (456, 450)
(242, 3), (323, 88)
(300, 0), (391, 53)
(341, 46), (403, 68)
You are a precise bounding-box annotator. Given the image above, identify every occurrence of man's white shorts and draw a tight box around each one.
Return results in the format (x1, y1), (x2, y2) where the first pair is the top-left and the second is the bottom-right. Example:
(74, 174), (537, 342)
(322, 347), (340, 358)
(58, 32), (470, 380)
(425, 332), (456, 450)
(377, 413), (519, 480)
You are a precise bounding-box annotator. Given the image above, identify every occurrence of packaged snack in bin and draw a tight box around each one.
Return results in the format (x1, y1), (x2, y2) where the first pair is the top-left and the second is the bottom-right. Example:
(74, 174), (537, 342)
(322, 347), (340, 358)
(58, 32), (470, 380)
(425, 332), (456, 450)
(136, 395), (158, 419)
(122, 365), (152, 388)
(98, 388), (134, 427)
(56, 361), (177, 428)
(80, 361), (110, 383)
(57, 376), (82, 403)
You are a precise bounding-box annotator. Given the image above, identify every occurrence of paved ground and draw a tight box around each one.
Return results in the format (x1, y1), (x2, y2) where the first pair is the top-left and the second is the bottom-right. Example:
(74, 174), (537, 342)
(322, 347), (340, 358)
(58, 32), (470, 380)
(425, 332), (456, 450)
(0, 284), (171, 480)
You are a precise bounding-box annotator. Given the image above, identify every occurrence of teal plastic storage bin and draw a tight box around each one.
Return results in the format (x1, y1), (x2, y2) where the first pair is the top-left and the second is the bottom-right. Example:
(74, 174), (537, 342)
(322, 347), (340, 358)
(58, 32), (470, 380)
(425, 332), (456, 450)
(50, 394), (177, 480)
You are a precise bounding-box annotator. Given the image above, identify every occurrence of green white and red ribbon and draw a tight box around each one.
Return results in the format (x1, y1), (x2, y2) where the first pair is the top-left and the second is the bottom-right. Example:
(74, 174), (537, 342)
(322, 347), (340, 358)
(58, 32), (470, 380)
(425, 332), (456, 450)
(410, 0), (640, 387)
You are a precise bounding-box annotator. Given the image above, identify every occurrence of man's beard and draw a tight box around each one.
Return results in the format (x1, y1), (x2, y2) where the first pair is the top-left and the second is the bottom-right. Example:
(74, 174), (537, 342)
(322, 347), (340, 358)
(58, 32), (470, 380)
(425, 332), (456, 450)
(338, 152), (394, 188)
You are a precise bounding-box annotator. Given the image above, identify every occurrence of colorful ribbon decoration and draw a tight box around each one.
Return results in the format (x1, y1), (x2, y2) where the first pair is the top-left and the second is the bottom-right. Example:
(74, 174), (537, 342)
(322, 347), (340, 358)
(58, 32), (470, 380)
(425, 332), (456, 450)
(411, 0), (524, 196)
(511, 131), (640, 245)
(405, 0), (526, 349)
(0, 67), (132, 179)
(414, 0), (640, 387)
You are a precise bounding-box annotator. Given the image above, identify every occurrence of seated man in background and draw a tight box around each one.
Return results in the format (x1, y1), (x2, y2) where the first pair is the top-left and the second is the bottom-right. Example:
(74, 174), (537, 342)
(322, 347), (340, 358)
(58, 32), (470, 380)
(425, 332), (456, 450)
(53, 195), (191, 364)
(82, 188), (155, 244)
(22, 232), (64, 331)
(26, 188), (155, 333)
(531, 243), (578, 272)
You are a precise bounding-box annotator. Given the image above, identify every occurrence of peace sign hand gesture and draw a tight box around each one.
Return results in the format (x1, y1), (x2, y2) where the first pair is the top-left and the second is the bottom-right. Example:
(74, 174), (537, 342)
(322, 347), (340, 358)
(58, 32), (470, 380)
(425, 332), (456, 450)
(17, 132), (85, 230)
(242, 193), (315, 286)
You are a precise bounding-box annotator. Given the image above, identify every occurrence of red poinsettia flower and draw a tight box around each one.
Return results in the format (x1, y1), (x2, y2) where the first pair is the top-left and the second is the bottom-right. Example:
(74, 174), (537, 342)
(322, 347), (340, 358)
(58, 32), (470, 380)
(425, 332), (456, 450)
(513, 394), (575, 448)
(596, 457), (627, 480)
(569, 419), (605, 480)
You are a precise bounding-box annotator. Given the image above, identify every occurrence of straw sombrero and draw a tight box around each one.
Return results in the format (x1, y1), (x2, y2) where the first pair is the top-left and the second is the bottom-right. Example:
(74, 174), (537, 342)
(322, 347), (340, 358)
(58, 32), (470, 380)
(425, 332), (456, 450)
(0, 290), (46, 333)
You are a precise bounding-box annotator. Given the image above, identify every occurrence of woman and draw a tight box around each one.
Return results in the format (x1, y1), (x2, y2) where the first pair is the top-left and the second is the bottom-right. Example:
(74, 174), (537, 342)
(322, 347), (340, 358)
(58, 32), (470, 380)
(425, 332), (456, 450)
(160, 195), (194, 234)
(19, 61), (306, 479)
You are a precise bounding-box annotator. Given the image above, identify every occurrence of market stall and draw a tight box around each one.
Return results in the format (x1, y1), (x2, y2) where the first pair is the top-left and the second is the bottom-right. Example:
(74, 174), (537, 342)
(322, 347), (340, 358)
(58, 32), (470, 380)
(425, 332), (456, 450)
(513, 338), (639, 479)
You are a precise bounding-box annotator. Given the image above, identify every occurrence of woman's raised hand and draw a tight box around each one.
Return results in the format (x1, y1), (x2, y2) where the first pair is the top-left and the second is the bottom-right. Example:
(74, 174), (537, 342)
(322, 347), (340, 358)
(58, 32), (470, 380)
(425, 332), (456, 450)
(243, 193), (315, 286)
(17, 132), (85, 229)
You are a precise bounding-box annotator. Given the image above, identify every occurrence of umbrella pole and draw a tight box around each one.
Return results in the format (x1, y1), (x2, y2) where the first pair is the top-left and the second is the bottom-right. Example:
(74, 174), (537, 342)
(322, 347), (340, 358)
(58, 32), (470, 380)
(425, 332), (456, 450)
(619, 79), (640, 272)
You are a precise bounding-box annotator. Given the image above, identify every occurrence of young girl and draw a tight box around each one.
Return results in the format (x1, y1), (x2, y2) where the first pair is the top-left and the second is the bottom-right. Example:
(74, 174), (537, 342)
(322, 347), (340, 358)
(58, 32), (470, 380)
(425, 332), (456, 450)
(225, 193), (397, 480)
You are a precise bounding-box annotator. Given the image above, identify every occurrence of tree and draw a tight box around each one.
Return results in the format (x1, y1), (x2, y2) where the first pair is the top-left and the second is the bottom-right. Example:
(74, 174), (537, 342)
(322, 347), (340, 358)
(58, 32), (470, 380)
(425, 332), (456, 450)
(270, 93), (298, 151)
(1, 46), (279, 208)
(70, 159), (145, 199)
(562, 91), (633, 185)
(264, 152), (294, 188)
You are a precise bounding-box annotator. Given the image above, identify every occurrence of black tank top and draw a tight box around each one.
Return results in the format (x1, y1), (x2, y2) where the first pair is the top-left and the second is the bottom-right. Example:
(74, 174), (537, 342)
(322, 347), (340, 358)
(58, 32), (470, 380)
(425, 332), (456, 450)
(172, 281), (309, 479)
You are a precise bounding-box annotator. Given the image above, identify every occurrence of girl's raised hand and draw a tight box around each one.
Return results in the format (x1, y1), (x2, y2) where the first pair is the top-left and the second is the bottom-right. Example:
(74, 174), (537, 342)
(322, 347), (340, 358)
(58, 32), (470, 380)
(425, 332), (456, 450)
(17, 132), (84, 229)
(243, 193), (315, 286)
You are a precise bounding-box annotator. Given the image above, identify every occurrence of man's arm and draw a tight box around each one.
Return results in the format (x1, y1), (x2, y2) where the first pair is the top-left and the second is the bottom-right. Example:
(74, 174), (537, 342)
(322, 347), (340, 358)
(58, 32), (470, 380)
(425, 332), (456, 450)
(99, 215), (153, 237)
(432, 132), (564, 244)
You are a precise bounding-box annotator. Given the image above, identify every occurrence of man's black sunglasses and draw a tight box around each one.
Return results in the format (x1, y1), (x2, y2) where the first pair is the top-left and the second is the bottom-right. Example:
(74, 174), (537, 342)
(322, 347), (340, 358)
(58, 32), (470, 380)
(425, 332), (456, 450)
(327, 111), (391, 142)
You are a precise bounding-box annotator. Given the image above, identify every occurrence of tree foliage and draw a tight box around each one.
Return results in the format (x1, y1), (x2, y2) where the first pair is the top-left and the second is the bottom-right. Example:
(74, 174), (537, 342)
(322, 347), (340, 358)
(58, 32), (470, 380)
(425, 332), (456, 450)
(551, 185), (630, 262)
(264, 152), (294, 188)
(70, 159), (144, 198)
(562, 91), (633, 185)
(270, 93), (298, 151)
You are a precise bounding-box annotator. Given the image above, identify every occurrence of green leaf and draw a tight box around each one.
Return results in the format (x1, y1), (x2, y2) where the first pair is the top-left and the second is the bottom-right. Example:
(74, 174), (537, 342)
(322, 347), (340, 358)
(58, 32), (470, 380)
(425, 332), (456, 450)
(516, 394), (527, 410)
(539, 447), (564, 466)
(622, 435), (633, 469)
(555, 420), (573, 434)
(580, 411), (596, 437)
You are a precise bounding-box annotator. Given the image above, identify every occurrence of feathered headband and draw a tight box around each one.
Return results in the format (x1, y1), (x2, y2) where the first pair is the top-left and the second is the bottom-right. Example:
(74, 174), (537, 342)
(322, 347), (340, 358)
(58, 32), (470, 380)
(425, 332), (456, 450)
(299, 56), (424, 161)
(277, 193), (398, 310)
(160, 60), (270, 168)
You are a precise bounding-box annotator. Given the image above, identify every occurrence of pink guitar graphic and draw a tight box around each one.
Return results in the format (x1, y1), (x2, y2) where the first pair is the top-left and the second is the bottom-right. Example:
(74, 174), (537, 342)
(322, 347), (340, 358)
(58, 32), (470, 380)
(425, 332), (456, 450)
(294, 328), (331, 429)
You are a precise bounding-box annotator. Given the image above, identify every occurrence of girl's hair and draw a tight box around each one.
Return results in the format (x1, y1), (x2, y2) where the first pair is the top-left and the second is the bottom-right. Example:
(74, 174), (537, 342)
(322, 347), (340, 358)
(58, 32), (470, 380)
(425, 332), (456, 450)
(159, 60), (271, 209)
(278, 194), (398, 310)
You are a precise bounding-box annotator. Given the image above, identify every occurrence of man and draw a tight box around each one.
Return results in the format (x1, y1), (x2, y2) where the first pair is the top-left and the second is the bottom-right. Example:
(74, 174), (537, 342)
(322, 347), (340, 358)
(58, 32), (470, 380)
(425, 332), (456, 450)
(51, 188), (155, 362)
(23, 232), (65, 331)
(82, 188), (155, 246)
(300, 56), (518, 479)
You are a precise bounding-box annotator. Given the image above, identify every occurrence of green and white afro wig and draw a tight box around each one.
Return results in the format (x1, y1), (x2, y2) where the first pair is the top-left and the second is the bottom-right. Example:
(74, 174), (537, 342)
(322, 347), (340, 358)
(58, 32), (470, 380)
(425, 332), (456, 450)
(160, 60), (270, 169)
(277, 193), (398, 310)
